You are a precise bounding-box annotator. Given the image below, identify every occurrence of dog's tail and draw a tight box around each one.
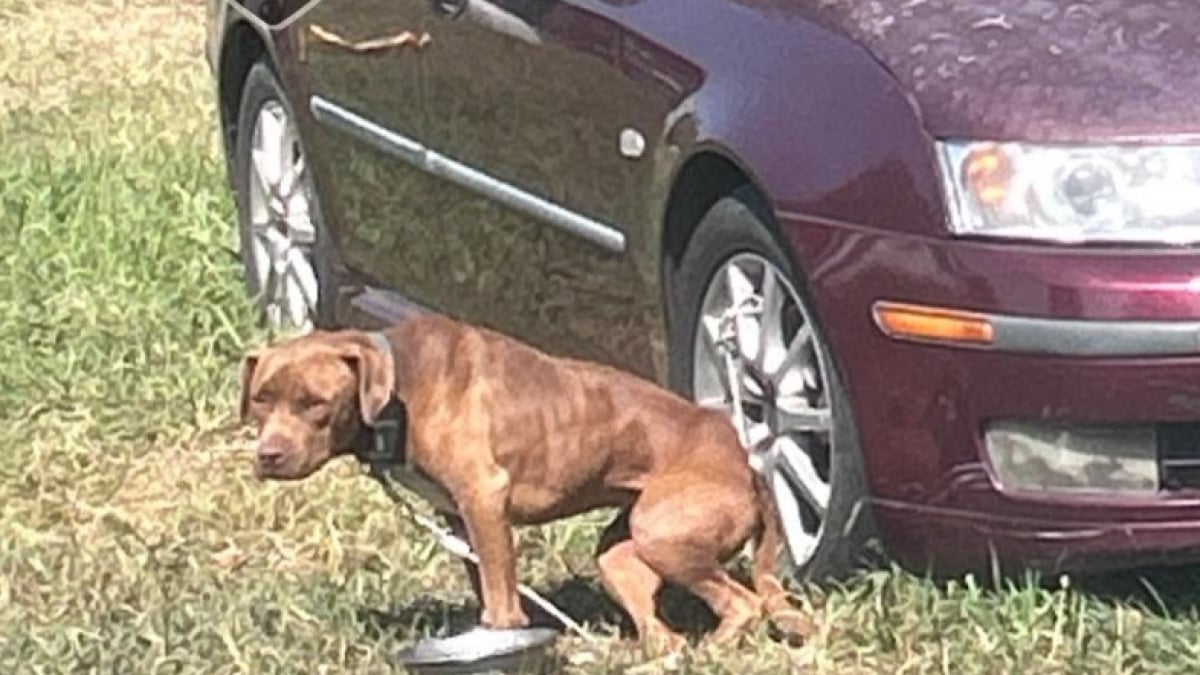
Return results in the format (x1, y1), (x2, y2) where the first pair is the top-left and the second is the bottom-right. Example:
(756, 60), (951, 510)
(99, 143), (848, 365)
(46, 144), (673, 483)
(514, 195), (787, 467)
(750, 471), (816, 642)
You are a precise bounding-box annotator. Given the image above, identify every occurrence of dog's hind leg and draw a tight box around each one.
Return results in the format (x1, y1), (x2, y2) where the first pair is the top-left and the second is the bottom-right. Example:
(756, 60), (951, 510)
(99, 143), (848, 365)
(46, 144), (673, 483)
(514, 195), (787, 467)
(595, 510), (685, 653)
(749, 477), (816, 642)
(629, 475), (764, 645)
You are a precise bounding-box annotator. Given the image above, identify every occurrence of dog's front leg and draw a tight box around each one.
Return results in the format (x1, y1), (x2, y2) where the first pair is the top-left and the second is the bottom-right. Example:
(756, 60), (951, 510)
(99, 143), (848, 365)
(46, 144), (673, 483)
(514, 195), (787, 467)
(458, 479), (528, 629)
(444, 514), (485, 601)
(447, 513), (557, 628)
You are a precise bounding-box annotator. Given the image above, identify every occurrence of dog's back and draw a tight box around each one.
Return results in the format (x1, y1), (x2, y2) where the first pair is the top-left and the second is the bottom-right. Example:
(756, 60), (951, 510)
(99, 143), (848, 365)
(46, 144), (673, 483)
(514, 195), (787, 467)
(389, 315), (751, 522)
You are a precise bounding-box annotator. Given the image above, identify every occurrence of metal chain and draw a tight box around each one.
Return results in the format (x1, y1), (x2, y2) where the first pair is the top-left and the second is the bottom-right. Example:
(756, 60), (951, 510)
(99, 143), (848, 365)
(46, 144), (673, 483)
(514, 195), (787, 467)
(362, 464), (600, 644)
(718, 318), (751, 449)
(713, 297), (772, 473)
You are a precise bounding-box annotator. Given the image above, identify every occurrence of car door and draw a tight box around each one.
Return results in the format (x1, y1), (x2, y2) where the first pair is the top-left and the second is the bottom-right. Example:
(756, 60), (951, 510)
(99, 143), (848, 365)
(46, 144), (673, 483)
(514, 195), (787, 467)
(416, 0), (694, 374)
(297, 0), (447, 323)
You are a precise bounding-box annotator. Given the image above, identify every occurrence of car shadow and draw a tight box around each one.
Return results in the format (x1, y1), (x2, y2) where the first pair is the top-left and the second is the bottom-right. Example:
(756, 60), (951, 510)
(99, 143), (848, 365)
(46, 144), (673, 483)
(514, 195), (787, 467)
(1073, 564), (1200, 618)
(356, 575), (720, 641)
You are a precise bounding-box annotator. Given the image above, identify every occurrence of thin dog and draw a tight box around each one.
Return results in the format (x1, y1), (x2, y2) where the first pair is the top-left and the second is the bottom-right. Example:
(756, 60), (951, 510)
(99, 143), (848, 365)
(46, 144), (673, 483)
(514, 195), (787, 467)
(239, 315), (812, 650)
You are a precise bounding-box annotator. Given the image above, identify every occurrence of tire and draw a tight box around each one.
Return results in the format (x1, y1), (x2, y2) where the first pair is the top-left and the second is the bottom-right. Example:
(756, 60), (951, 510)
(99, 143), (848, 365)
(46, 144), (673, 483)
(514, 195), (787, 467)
(666, 185), (879, 582)
(232, 59), (335, 332)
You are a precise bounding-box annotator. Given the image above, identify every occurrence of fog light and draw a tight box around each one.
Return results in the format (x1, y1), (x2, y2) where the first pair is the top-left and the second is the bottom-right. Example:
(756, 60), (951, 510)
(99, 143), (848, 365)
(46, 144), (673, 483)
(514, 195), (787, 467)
(985, 422), (1158, 495)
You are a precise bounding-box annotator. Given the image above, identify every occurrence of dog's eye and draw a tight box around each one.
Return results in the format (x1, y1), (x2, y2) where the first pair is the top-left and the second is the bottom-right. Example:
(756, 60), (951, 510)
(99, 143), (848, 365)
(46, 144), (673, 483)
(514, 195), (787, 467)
(304, 401), (333, 424)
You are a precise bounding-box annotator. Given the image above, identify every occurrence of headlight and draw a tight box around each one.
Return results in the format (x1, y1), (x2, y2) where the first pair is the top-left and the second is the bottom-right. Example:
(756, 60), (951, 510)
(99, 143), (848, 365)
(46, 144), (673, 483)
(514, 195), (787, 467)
(938, 140), (1200, 244)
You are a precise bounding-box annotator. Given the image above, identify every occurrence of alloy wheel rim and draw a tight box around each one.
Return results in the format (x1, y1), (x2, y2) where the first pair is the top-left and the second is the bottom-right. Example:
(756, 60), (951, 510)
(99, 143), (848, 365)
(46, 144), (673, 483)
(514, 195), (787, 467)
(692, 252), (834, 568)
(247, 100), (319, 334)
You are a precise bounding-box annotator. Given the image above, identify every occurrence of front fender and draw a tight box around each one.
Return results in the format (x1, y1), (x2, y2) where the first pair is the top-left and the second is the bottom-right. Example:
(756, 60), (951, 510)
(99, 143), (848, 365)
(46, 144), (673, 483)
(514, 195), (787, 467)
(648, 1), (948, 239)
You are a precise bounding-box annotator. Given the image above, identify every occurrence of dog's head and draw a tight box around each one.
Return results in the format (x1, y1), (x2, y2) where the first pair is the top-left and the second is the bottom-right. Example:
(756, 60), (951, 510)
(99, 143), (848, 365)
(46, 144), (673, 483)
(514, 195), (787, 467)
(239, 331), (395, 480)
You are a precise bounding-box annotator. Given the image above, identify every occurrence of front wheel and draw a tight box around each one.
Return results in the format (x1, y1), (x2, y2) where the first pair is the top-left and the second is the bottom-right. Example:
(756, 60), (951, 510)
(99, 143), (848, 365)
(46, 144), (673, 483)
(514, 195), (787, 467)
(667, 186), (878, 581)
(232, 60), (334, 334)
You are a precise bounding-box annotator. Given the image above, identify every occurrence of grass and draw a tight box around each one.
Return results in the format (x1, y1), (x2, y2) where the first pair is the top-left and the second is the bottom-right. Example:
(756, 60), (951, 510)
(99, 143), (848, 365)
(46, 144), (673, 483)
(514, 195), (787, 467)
(3, 1), (1200, 672)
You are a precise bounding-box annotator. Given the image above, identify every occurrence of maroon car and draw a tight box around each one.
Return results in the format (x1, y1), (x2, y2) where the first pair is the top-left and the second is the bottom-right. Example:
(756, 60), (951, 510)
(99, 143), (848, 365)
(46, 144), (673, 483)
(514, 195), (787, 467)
(205, 0), (1200, 580)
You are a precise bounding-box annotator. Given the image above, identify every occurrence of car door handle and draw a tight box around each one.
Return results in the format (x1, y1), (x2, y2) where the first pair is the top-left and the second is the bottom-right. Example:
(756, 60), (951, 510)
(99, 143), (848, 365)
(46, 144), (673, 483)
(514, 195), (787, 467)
(429, 0), (469, 19)
(308, 24), (432, 54)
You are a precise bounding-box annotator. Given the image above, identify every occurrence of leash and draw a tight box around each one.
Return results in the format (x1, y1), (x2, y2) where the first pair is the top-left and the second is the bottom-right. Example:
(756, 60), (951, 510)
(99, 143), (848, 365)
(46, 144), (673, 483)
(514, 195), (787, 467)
(713, 297), (770, 472)
(362, 462), (601, 644)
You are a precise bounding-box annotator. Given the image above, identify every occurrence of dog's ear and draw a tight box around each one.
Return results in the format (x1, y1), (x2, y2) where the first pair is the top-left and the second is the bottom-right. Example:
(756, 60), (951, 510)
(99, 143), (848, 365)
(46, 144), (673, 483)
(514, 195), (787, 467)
(239, 353), (260, 421)
(348, 342), (396, 426)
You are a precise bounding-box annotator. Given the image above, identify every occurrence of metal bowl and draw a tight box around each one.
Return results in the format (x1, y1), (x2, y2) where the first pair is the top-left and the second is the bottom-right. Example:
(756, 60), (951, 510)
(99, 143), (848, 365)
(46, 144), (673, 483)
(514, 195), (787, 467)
(395, 626), (561, 675)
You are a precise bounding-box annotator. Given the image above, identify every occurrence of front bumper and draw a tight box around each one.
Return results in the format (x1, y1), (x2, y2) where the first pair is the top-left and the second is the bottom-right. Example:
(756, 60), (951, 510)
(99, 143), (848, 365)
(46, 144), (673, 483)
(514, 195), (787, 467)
(783, 212), (1200, 574)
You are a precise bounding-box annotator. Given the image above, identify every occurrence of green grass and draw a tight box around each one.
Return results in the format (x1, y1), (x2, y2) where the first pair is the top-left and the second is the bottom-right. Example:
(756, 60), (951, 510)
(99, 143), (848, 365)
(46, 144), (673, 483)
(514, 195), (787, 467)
(4, 1), (1200, 673)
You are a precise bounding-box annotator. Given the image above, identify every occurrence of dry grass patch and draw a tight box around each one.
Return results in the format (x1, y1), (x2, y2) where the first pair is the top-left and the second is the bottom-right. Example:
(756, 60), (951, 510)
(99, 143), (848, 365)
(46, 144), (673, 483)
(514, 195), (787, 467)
(0, 0), (212, 149)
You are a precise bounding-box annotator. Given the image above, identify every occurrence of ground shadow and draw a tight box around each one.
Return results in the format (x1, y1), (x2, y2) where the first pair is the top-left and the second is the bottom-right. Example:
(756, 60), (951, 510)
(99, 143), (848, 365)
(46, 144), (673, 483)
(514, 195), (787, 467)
(1073, 563), (1200, 618)
(357, 575), (721, 641)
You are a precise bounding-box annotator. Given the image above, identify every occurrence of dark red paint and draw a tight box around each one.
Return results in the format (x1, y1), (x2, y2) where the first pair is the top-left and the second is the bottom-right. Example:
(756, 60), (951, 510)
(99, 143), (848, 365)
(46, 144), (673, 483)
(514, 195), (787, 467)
(207, 0), (1200, 576)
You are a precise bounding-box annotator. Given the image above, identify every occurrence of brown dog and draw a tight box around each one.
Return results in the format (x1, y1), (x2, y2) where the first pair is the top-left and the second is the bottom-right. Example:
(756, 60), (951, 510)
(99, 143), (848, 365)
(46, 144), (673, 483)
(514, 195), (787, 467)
(239, 315), (810, 650)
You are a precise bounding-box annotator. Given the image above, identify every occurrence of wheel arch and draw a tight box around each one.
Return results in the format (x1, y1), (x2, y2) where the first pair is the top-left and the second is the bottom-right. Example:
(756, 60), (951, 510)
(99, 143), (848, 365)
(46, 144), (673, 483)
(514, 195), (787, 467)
(658, 144), (802, 347)
(217, 19), (272, 189)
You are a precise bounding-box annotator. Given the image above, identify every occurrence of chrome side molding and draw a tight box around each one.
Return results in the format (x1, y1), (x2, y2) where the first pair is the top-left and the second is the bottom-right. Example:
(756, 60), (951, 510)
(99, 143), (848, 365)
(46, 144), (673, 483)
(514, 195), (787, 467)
(310, 96), (628, 254)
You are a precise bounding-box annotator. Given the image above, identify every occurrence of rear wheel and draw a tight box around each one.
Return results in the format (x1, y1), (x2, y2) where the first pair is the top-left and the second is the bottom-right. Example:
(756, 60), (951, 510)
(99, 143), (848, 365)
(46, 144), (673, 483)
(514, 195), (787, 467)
(667, 186), (877, 581)
(232, 60), (334, 333)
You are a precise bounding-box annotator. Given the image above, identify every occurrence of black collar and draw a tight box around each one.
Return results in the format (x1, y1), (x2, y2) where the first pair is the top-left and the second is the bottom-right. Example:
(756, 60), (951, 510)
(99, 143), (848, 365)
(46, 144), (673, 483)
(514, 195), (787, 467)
(352, 332), (409, 469)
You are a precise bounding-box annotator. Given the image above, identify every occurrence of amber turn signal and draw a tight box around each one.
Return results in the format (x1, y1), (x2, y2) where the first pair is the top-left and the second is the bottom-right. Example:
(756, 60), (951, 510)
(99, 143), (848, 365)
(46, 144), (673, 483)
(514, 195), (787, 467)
(873, 301), (995, 346)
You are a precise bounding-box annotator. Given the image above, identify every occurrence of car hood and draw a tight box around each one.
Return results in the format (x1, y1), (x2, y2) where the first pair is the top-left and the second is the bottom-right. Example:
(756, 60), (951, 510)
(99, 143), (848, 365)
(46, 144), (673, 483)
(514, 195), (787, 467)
(804, 0), (1200, 143)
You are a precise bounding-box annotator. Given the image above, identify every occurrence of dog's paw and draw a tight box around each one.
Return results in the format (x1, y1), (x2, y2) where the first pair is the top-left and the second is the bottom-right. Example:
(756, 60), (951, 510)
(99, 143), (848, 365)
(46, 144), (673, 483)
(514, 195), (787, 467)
(640, 626), (688, 658)
(769, 608), (817, 645)
(479, 606), (531, 630)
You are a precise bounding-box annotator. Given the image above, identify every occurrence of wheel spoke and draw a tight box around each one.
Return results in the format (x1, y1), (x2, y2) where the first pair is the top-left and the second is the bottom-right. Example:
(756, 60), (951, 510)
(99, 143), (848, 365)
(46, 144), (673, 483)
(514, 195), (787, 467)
(773, 324), (814, 393)
(279, 154), (306, 198)
(249, 232), (272, 290)
(737, 317), (761, 365)
(771, 471), (817, 564)
(746, 421), (772, 447)
(281, 276), (302, 327)
(260, 223), (288, 250)
(758, 270), (786, 368)
(286, 248), (320, 312)
(696, 314), (734, 398)
(285, 196), (316, 245)
(776, 394), (831, 434)
(251, 149), (277, 196)
(773, 436), (830, 515)
(699, 314), (724, 364)
(280, 124), (298, 173)
(725, 260), (755, 305)
(260, 254), (281, 304)
(254, 107), (286, 187)
(265, 302), (284, 328)
(696, 396), (731, 414)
